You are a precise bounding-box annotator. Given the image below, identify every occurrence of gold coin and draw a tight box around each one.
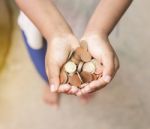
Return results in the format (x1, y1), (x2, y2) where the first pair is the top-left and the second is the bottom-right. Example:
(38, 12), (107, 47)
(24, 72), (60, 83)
(64, 61), (77, 74)
(80, 50), (92, 62)
(82, 62), (95, 74)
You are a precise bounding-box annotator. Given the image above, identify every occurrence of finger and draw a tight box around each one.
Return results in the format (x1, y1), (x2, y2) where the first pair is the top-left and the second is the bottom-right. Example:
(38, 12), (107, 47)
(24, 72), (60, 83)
(67, 86), (79, 95)
(48, 93), (60, 107)
(102, 53), (115, 83)
(76, 90), (83, 97)
(80, 54), (115, 95)
(47, 62), (60, 93)
(88, 83), (106, 94)
(80, 84), (91, 95)
(90, 78), (108, 90)
(82, 56), (118, 95)
(81, 78), (107, 95)
(57, 84), (71, 93)
(80, 83), (88, 88)
(81, 54), (114, 95)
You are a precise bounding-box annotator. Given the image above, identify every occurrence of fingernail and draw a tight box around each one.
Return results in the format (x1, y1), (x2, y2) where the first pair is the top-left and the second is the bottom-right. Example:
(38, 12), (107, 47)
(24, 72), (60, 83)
(50, 84), (57, 92)
(64, 85), (70, 91)
(72, 87), (78, 93)
(76, 91), (82, 96)
(103, 75), (111, 83)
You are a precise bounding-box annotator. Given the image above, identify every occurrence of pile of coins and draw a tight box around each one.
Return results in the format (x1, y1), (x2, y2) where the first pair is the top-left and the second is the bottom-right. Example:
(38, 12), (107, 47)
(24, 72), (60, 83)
(60, 41), (103, 88)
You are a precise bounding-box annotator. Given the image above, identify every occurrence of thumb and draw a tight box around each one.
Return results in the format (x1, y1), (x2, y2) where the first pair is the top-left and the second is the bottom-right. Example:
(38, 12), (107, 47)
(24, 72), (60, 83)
(47, 62), (60, 93)
(102, 54), (115, 83)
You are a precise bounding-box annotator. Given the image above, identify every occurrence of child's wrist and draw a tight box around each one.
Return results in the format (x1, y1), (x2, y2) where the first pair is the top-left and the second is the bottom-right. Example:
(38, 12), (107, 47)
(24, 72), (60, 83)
(47, 31), (75, 44)
(83, 30), (108, 41)
(46, 27), (73, 42)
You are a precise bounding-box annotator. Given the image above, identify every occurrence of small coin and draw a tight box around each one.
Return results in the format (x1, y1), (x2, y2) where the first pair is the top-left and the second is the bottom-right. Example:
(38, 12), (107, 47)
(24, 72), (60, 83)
(80, 50), (92, 62)
(60, 69), (68, 84)
(82, 62), (96, 74)
(74, 47), (82, 59)
(71, 56), (80, 65)
(68, 72), (74, 77)
(76, 47), (82, 54)
(80, 40), (88, 50)
(64, 61), (77, 74)
(80, 71), (93, 83)
(77, 61), (84, 73)
(91, 59), (103, 74)
(67, 50), (74, 61)
(92, 74), (98, 80)
(91, 59), (99, 67)
(68, 74), (82, 87)
(77, 72), (83, 83)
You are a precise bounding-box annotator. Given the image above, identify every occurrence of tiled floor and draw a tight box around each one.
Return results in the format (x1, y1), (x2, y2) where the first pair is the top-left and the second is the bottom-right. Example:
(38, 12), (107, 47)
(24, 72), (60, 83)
(0, 0), (150, 129)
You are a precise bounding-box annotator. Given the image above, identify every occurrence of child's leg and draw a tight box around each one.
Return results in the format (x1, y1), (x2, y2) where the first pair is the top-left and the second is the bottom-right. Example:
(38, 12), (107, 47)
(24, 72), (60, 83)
(18, 12), (48, 82)
(22, 31), (59, 106)
(21, 31), (48, 82)
(18, 12), (59, 106)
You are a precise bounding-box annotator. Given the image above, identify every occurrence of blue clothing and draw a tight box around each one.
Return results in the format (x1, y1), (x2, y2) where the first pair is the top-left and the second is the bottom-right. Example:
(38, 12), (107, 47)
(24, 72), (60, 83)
(21, 31), (48, 82)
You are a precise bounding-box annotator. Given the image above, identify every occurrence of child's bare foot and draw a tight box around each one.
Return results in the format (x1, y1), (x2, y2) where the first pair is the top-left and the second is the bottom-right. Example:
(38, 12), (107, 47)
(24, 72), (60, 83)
(43, 86), (60, 107)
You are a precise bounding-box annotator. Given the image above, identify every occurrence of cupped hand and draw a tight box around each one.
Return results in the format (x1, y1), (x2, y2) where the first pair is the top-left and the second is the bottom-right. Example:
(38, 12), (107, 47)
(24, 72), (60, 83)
(76, 33), (119, 96)
(45, 33), (80, 94)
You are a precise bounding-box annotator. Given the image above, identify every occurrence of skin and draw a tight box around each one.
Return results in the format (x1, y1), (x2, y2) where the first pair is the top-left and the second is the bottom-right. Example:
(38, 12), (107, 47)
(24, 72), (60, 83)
(15, 0), (133, 106)
(77, 0), (133, 95)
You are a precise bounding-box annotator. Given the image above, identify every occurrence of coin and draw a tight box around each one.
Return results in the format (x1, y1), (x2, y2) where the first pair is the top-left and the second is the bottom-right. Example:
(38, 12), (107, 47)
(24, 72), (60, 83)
(91, 59), (103, 74)
(68, 74), (82, 87)
(91, 59), (99, 67)
(77, 61), (84, 73)
(92, 74), (98, 80)
(64, 61), (77, 74)
(80, 71), (93, 83)
(67, 50), (74, 61)
(60, 44), (103, 87)
(77, 72), (83, 83)
(80, 50), (92, 62)
(74, 47), (82, 60)
(82, 61), (96, 74)
(60, 69), (68, 84)
(71, 56), (80, 65)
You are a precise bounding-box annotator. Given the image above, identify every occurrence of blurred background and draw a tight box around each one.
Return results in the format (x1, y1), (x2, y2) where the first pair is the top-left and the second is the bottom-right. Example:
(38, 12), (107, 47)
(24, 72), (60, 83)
(0, 0), (150, 129)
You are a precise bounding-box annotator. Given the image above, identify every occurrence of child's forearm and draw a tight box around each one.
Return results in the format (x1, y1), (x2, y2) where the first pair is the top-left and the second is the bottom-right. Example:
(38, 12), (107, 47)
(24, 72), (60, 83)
(15, 0), (72, 40)
(85, 0), (133, 37)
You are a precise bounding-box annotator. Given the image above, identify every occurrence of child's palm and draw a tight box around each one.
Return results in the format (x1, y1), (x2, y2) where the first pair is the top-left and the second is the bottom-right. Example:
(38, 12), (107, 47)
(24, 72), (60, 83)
(46, 35), (80, 94)
(78, 35), (119, 95)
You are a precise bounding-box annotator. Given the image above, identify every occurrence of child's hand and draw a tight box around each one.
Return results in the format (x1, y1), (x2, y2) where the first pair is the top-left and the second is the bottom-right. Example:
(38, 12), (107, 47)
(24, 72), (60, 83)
(76, 33), (119, 96)
(45, 34), (80, 94)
